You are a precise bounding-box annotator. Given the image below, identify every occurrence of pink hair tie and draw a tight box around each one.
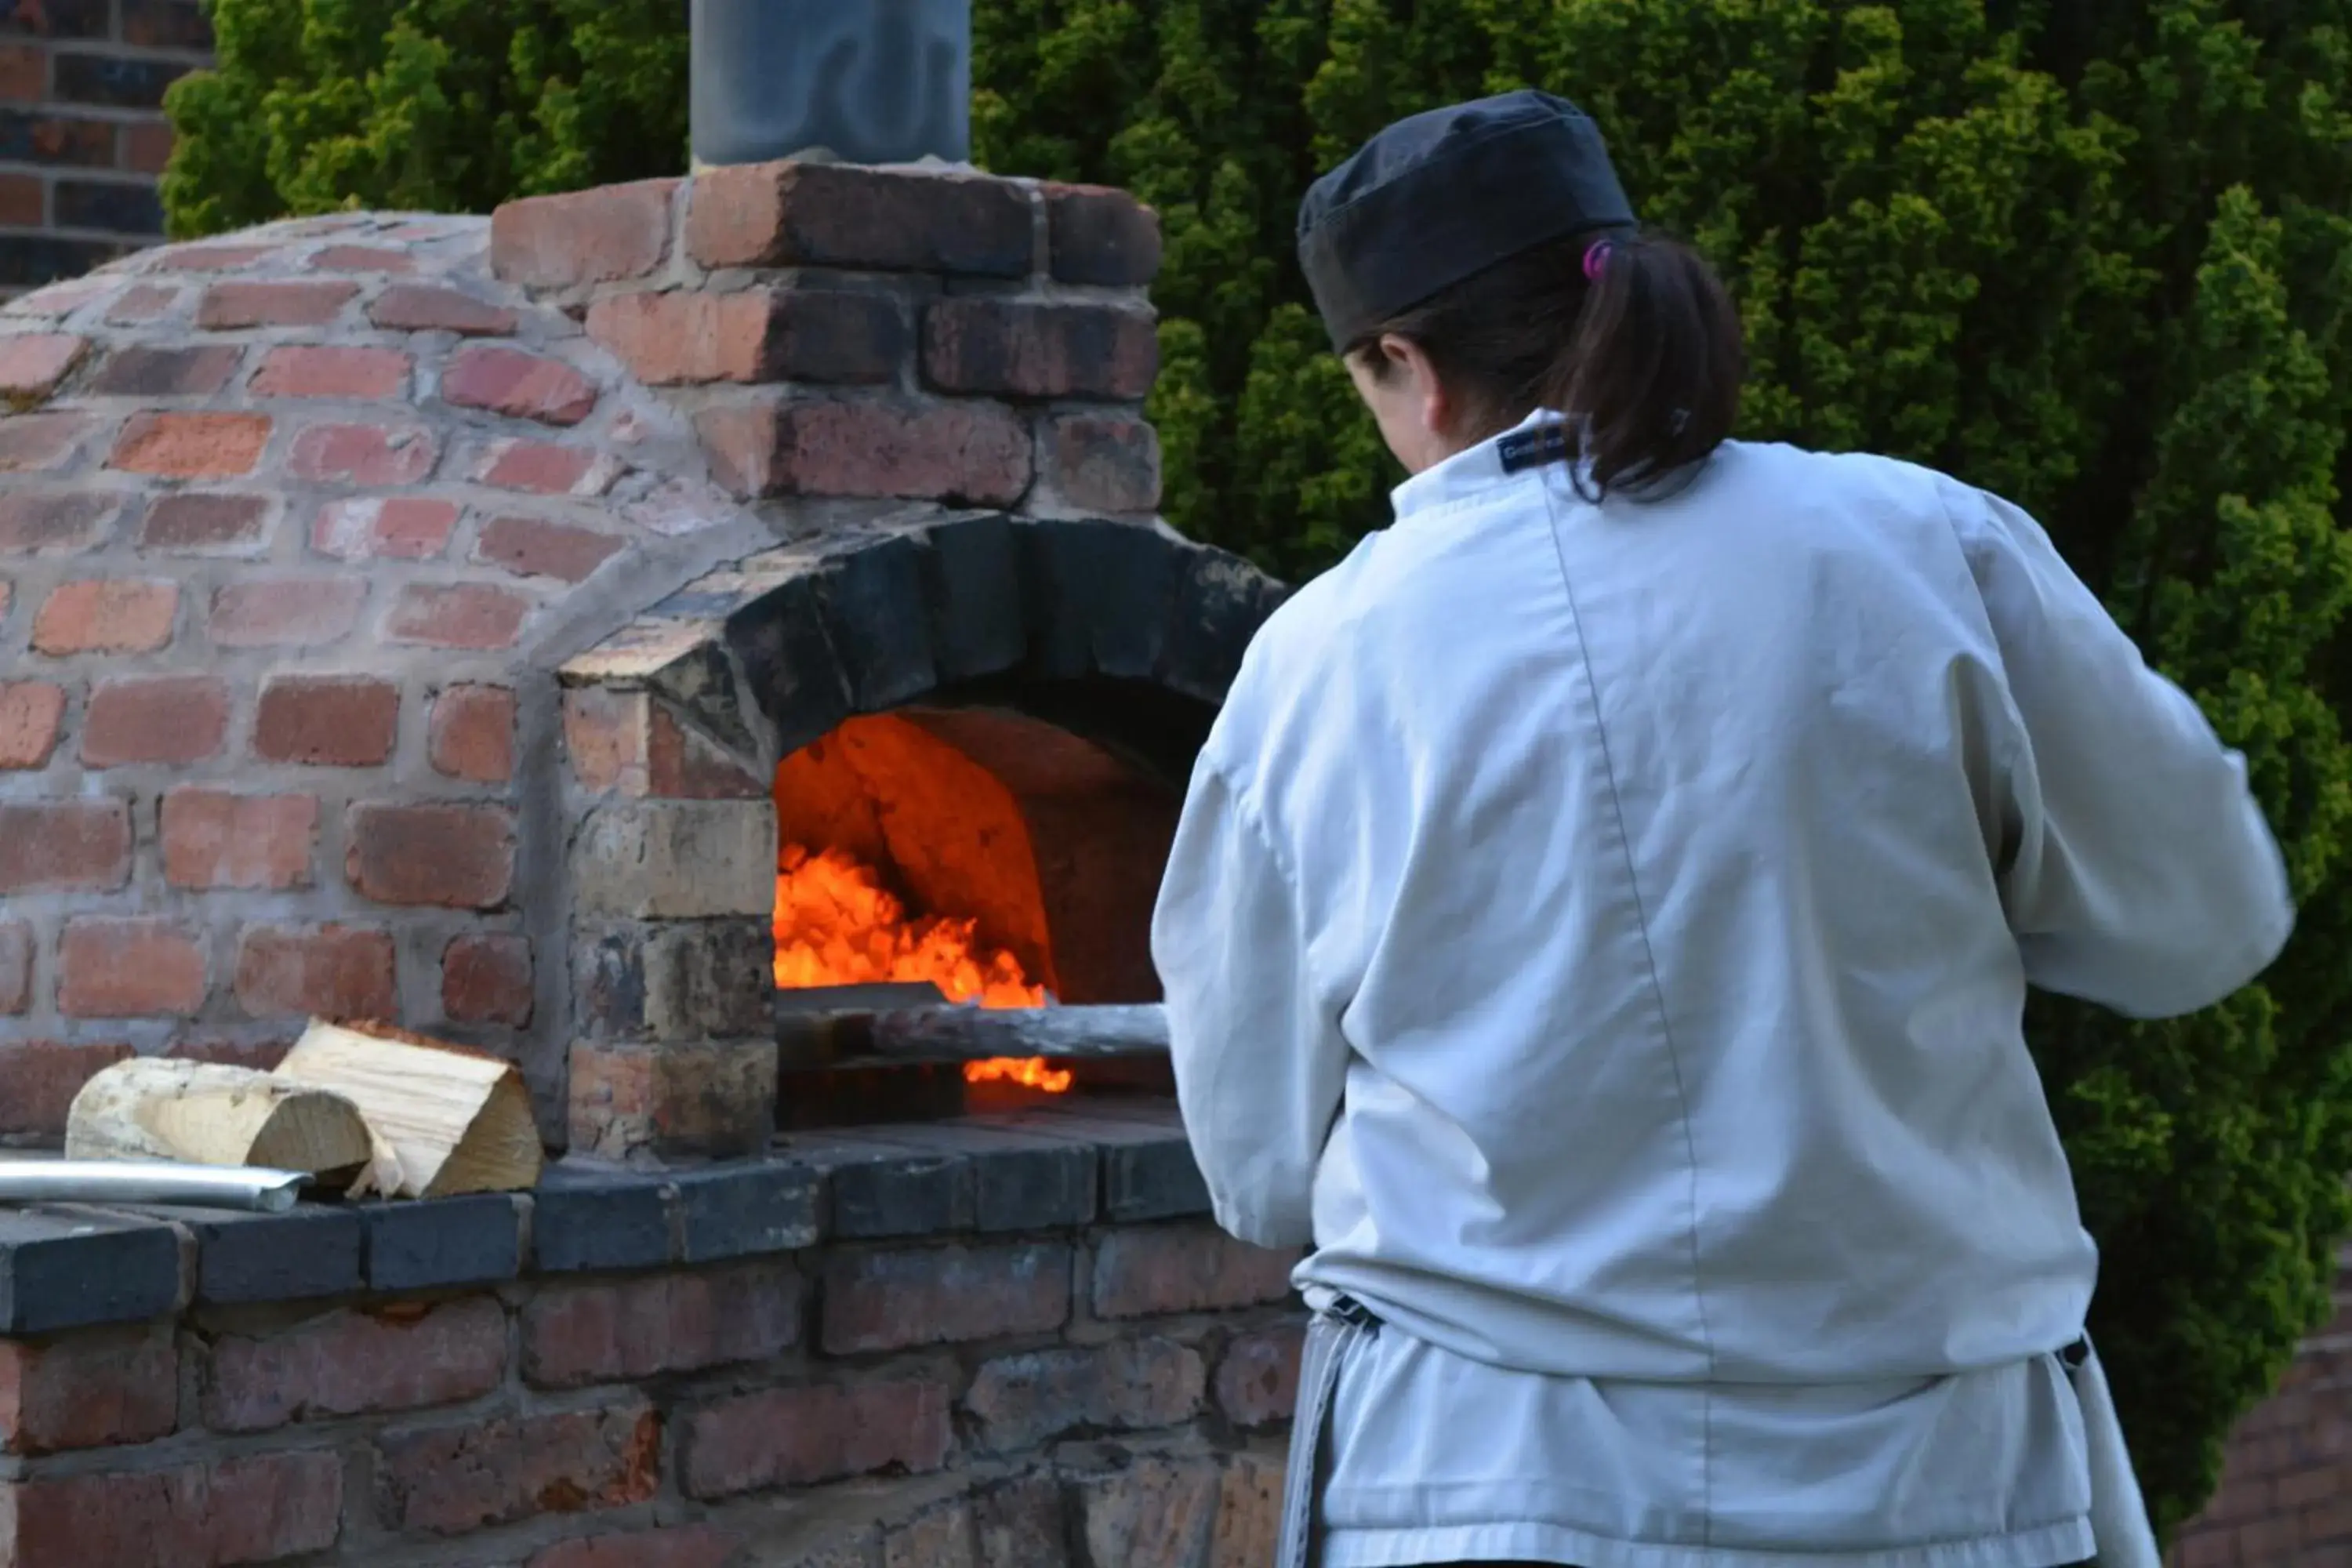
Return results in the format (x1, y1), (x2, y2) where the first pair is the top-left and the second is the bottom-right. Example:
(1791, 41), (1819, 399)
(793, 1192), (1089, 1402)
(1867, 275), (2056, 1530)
(1583, 239), (1613, 281)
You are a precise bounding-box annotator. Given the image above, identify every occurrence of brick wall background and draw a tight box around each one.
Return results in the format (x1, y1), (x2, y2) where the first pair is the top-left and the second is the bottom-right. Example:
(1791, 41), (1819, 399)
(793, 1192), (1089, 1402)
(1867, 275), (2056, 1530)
(0, 0), (208, 300)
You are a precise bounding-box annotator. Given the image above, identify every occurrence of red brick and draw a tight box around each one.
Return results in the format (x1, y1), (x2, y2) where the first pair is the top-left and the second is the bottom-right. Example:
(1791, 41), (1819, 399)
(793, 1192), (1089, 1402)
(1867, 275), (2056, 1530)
(81, 673), (227, 766)
(346, 801), (515, 909)
(1091, 1225), (1300, 1319)
(681, 1380), (949, 1499)
(373, 1403), (659, 1535)
(0, 800), (131, 892)
(822, 1242), (1070, 1354)
(121, 118), (174, 174)
(0, 172), (42, 227)
(367, 283), (517, 336)
(475, 514), (624, 584)
(0, 681), (65, 768)
(648, 705), (766, 800)
(1212, 1453), (1283, 1568)
(310, 244), (414, 273)
(169, 1036), (292, 1072)
(476, 437), (601, 494)
(152, 244), (274, 274)
(441, 932), (533, 1025)
(1040, 412), (1161, 514)
(162, 788), (318, 891)
(57, 917), (206, 1018)
(386, 582), (532, 649)
(527, 1526), (746, 1568)
(0, 333), (86, 400)
(1045, 183), (1163, 287)
(586, 287), (906, 387)
(31, 578), (174, 652)
(925, 299), (1157, 401)
(1214, 1323), (1303, 1428)
(563, 688), (645, 792)
(0, 490), (111, 551)
(0, 1326), (178, 1454)
(427, 683), (515, 782)
(88, 343), (239, 396)
(107, 283), (180, 322)
(250, 343), (410, 399)
(0, 921), (29, 1015)
(566, 1039), (776, 1163)
(0, 412), (91, 472)
(195, 279), (358, 328)
(1077, 1454), (1220, 1568)
(208, 577), (365, 648)
(285, 419), (438, 484)
(695, 397), (1031, 505)
(138, 492), (270, 552)
(109, 410), (270, 477)
(0, 1040), (134, 1138)
(522, 1261), (800, 1390)
(685, 162), (1032, 277)
(232, 924), (394, 1021)
(490, 178), (677, 289)
(2, 277), (110, 317)
(205, 1298), (503, 1432)
(964, 1338), (1205, 1453)
(252, 675), (399, 767)
(586, 290), (771, 386)
(0, 1450), (343, 1568)
(311, 495), (458, 561)
(0, 42), (40, 98)
(441, 344), (600, 426)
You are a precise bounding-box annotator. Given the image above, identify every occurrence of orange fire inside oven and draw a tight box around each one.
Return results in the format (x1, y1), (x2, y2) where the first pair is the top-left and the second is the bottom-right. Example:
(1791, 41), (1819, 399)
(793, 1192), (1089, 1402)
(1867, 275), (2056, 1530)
(771, 841), (1073, 1093)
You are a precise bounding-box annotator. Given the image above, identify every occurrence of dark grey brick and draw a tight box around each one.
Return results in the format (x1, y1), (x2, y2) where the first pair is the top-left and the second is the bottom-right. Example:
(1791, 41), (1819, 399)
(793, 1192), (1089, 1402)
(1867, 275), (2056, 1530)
(0, 1208), (182, 1333)
(997, 1109), (1209, 1222)
(868, 1122), (1097, 1232)
(725, 572), (850, 755)
(54, 178), (163, 236)
(180, 1206), (364, 1305)
(1020, 517), (1185, 681)
(814, 535), (938, 710)
(532, 1165), (676, 1273)
(674, 1160), (823, 1263)
(777, 1132), (973, 1239)
(365, 1193), (525, 1291)
(920, 510), (1028, 681)
(1158, 546), (1290, 703)
(51, 50), (191, 108)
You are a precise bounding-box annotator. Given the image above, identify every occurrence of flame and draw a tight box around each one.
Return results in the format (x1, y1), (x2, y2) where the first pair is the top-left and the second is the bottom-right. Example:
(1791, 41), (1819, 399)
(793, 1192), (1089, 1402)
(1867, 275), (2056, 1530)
(773, 843), (1069, 1091)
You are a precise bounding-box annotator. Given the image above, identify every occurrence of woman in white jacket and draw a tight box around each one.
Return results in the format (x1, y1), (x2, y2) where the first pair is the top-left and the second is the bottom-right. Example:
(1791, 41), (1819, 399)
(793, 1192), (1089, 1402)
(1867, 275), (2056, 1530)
(1149, 90), (2294, 1568)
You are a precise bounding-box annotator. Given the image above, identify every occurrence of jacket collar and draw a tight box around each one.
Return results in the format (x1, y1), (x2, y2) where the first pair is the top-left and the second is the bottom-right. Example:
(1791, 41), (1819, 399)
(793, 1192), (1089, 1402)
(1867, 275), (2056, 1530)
(1388, 408), (1577, 522)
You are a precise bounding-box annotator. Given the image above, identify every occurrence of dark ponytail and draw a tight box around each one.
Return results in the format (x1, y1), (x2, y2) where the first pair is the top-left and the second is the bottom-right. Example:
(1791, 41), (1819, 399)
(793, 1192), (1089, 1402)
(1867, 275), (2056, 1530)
(1350, 230), (1745, 499)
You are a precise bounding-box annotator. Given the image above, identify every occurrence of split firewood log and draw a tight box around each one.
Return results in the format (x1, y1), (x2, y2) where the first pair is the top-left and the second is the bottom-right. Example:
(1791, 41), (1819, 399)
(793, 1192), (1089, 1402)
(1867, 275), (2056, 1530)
(271, 1020), (543, 1199)
(64, 1058), (375, 1191)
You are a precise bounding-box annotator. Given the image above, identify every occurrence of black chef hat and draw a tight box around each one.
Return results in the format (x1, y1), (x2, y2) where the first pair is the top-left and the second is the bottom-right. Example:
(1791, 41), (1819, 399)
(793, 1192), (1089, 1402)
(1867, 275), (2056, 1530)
(1298, 90), (1639, 354)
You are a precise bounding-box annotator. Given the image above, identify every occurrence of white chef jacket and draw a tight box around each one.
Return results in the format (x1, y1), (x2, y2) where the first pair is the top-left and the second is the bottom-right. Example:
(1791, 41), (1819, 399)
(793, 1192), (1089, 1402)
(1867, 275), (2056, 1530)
(1151, 415), (2294, 1566)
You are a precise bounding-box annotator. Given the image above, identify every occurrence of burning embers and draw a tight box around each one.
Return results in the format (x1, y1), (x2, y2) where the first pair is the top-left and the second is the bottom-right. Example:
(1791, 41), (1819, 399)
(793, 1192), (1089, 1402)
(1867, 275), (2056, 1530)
(772, 841), (1072, 1092)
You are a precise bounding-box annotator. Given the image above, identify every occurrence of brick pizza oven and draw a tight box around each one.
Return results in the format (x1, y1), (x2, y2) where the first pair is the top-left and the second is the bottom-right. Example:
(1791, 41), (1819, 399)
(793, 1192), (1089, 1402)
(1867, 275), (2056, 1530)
(0, 161), (1303, 1567)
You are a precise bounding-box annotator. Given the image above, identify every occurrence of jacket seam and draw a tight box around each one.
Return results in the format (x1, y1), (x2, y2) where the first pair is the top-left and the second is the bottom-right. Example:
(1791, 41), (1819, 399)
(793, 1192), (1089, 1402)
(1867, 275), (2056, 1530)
(1537, 471), (1719, 1537)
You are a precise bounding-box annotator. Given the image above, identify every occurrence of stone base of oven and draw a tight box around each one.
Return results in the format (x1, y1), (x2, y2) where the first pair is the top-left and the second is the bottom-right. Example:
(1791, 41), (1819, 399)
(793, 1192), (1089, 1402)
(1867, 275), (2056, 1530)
(0, 1099), (1303, 1567)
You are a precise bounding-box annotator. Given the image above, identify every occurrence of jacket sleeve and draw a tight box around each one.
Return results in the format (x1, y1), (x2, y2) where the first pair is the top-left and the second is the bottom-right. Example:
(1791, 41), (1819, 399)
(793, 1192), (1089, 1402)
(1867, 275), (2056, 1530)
(1952, 482), (2296, 1018)
(1149, 758), (1347, 1250)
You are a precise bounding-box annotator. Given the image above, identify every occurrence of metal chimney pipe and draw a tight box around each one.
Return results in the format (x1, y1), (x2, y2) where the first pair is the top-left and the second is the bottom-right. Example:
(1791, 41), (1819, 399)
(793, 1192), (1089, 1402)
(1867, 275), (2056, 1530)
(690, 0), (974, 169)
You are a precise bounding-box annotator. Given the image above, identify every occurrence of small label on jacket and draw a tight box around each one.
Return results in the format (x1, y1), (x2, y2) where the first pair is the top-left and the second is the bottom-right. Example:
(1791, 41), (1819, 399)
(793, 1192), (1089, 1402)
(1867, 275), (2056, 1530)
(1497, 424), (1574, 474)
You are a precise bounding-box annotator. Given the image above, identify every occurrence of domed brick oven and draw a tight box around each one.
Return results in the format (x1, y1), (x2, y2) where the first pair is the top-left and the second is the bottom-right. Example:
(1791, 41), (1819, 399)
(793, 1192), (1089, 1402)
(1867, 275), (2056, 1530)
(0, 159), (1304, 1568)
(0, 162), (1283, 1159)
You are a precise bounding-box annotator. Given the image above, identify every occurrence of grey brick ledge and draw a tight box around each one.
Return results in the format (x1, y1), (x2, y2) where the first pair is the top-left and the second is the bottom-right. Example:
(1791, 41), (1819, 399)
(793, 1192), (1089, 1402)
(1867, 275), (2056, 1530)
(0, 1098), (1205, 1334)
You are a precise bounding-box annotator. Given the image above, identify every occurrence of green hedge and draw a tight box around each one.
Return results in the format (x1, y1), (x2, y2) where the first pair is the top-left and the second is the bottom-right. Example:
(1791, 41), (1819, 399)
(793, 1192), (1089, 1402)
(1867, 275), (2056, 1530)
(164, 0), (2352, 1530)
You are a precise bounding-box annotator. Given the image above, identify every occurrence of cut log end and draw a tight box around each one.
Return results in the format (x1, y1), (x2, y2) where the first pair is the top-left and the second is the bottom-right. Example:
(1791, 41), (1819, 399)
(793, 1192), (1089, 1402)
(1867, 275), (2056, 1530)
(64, 1058), (373, 1189)
(275, 1019), (543, 1200)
